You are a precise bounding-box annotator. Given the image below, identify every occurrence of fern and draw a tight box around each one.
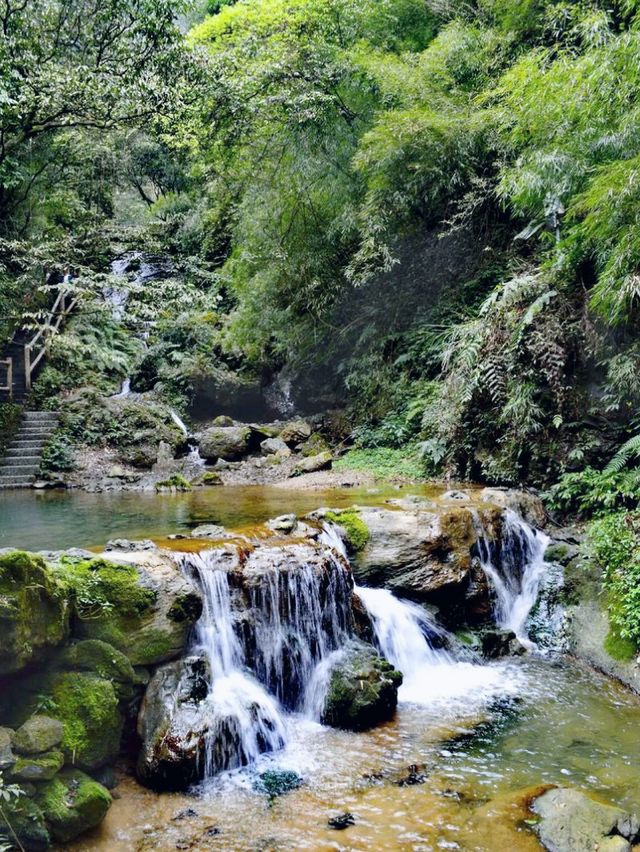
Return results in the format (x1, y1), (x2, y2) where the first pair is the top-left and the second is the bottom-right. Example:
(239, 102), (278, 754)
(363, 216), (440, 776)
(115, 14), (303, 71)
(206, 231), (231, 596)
(605, 434), (640, 473)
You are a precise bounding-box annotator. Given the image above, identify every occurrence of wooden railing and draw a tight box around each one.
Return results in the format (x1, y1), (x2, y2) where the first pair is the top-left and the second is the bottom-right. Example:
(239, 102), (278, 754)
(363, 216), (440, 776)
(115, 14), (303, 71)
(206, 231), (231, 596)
(0, 358), (12, 400)
(24, 289), (77, 390)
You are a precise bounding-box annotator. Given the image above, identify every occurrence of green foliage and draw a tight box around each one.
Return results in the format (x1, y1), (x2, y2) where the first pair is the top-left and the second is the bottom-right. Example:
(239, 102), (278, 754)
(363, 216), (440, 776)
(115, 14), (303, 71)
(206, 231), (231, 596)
(0, 403), (21, 456)
(40, 434), (75, 476)
(334, 447), (425, 481)
(546, 468), (640, 516)
(588, 511), (640, 649)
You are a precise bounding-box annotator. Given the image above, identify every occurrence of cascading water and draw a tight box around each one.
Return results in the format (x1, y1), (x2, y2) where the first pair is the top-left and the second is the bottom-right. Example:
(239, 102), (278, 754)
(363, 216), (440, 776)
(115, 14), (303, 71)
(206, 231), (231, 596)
(170, 409), (189, 437)
(473, 509), (550, 646)
(355, 586), (512, 705)
(182, 552), (287, 777)
(243, 547), (353, 709)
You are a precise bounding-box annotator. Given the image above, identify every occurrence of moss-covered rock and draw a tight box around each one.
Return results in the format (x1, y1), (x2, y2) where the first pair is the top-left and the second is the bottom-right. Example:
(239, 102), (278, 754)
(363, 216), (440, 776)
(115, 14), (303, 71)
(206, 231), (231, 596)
(57, 639), (143, 699)
(13, 716), (64, 755)
(291, 451), (332, 476)
(0, 727), (15, 770)
(49, 672), (122, 770)
(52, 552), (201, 666)
(0, 793), (50, 851)
(35, 768), (112, 843)
(322, 642), (402, 731)
(325, 510), (369, 552)
(11, 749), (64, 782)
(0, 551), (69, 675)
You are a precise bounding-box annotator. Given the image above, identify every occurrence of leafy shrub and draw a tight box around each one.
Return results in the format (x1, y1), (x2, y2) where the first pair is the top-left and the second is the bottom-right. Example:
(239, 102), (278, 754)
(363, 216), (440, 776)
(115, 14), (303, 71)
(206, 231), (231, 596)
(545, 468), (640, 517)
(40, 433), (75, 475)
(0, 403), (21, 455)
(588, 512), (640, 650)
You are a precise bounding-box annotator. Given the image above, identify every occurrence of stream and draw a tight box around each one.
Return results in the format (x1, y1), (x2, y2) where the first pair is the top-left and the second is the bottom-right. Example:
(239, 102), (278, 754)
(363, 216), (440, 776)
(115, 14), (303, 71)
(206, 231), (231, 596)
(2, 486), (640, 851)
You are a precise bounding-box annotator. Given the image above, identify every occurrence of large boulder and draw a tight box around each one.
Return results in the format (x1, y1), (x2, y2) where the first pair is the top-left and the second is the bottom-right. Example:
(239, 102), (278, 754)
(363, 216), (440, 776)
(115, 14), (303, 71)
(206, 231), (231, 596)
(279, 420), (312, 445)
(11, 749), (64, 782)
(199, 426), (251, 461)
(0, 551), (69, 675)
(35, 768), (112, 843)
(321, 643), (402, 731)
(291, 451), (333, 476)
(533, 787), (640, 852)
(352, 504), (502, 617)
(65, 551), (202, 666)
(136, 656), (211, 791)
(56, 639), (144, 700)
(479, 487), (546, 528)
(260, 437), (289, 456)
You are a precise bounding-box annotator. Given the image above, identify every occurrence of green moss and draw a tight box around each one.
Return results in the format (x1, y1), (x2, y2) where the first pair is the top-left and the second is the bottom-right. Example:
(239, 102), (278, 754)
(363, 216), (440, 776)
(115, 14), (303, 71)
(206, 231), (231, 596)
(325, 510), (370, 552)
(127, 628), (174, 665)
(50, 672), (122, 769)
(155, 473), (192, 491)
(36, 768), (111, 843)
(604, 627), (638, 662)
(54, 556), (154, 616)
(0, 551), (69, 675)
(11, 749), (64, 782)
(198, 471), (222, 485)
(167, 592), (202, 624)
(333, 447), (425, 481)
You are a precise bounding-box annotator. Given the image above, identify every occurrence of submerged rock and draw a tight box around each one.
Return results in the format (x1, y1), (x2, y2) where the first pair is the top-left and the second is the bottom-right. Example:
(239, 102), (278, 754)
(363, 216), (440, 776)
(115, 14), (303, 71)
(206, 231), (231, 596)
(254, 769), (303, 798)
(533, 787), (640, 852)
(328, 812), (355, 830)
(321, 642), (402, 731)
(0, 551), (69, 675)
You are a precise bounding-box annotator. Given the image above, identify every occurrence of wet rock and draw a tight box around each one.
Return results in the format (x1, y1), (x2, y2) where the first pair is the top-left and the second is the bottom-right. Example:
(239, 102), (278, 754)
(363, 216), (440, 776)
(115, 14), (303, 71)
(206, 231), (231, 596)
(13, 716), (64, 755)
(0, 550), (69, 675)
(105, 538), (157, 552)
(321, 642), (402, 731)
(533, 787), (640, 852)
(395, 764), (428, 786)
(190, 524), (233, 539)
(35, 768), (112, 843)
(136, 657), (211, 790)
(279, 420), (312, 445)
(481, 629), (526, 659)
(328, 812), (355, 830)
(172, 807), (199, 821)
(0, 727), (15, 770)
(479, 487), (546, 528)
(290, 451), (332, 476)
(442, 490), (471, 501)
(266, 514), (298, 534)
(353, 505), (500, 616)
(199, 426), (251, 461)
(260, 437), (289, 456)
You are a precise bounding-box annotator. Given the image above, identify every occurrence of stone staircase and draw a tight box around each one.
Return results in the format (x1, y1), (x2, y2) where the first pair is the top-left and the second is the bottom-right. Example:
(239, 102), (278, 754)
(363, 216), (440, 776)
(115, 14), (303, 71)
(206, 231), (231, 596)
(0, 411), (59, 488)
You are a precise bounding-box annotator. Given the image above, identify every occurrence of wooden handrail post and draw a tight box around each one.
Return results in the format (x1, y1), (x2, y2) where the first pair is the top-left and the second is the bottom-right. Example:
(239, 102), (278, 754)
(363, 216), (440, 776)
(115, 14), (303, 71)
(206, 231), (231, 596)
(24, 344), (31, 390)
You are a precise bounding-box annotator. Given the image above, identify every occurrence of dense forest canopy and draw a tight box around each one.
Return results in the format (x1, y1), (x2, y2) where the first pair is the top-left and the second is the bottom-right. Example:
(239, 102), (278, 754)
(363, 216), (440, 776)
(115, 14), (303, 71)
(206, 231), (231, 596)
(2, 0), (640, 503)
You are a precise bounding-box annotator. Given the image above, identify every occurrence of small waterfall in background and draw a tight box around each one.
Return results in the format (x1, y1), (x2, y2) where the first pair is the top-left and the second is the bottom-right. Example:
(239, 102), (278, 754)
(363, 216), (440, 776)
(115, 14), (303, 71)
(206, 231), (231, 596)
(264, 371), (297, 417)
(170, 409), (189, 437)
(112, 377), (131, 398)
(473, 509), (550, 647)
(184, 552), (287, 776)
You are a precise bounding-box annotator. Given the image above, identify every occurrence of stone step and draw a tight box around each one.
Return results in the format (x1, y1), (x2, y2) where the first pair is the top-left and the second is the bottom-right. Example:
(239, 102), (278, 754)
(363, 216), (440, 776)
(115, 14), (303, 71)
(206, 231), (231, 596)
(3, 449), (41, 460)
(0, 478), (34, 488)
(17, 428), (56, 437)
(7, 440), (47, 450)
(0, 463), (40, 475)
(23, 412), (59, 421)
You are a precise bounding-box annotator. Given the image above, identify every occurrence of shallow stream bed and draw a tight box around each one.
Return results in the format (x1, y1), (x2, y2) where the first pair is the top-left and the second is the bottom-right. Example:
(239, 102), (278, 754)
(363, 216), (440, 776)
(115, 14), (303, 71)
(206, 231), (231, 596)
(61, 657), (640, 851)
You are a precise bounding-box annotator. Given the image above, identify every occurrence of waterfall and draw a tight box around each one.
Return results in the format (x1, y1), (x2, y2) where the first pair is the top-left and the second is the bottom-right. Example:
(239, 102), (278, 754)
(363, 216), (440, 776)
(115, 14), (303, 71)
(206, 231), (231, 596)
(244, 547), (353, 710)
(473, 509), (550, 646)
(182, 552), (287, 777)
(112, 377), (131, 398)
(170, 409), (189, 437)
